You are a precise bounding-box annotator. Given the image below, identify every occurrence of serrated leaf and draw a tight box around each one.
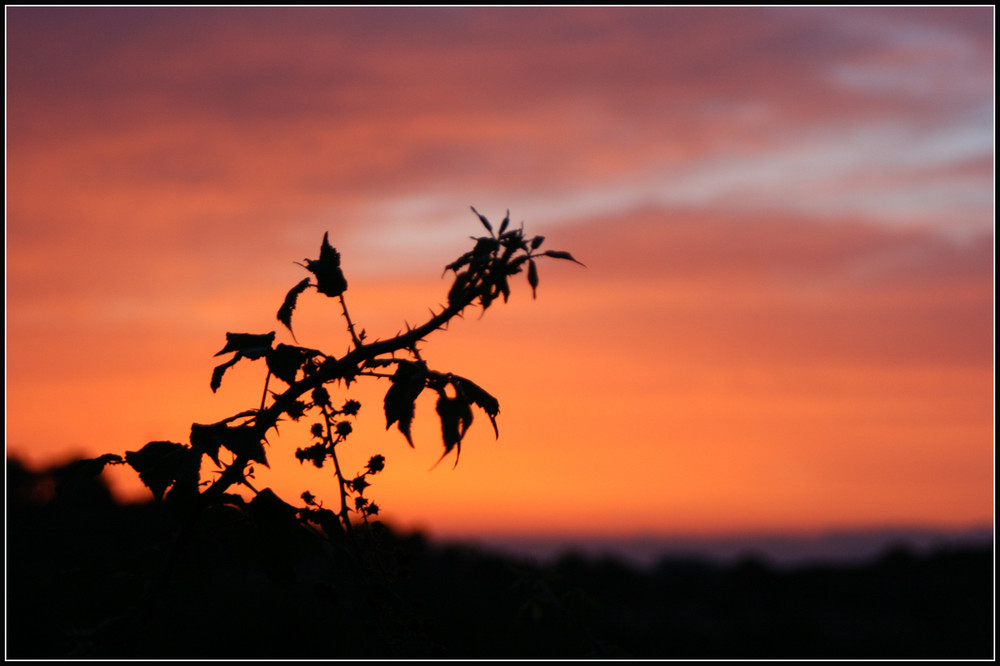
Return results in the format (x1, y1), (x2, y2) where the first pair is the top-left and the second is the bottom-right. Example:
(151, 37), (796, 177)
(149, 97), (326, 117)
(211, 354), (243, 393)
(266, 343), (320, 386)
(383, 361), (427, 447)
(452, 375), (500, 438)
(192, 422), (268, 467)
(190, 422), (225, 466)
(304, 232), (348, 298)
(125, 441), (200, 502)
(434, 394), (473, 468)
(277, 278), (311, 338)
(214, 332), (276, 359)
(218, 425), (269, 467)
(542, 250), (586, 266)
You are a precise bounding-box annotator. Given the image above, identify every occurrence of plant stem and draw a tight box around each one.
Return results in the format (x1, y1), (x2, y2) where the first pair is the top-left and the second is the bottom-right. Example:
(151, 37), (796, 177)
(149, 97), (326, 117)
(339, 293), (363, 348)
(259, 371), (271, 414)
(323, 405), (353, 534)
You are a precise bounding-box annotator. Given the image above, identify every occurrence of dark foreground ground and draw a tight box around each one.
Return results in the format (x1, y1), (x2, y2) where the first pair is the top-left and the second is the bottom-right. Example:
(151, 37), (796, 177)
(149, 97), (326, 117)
(7, 458), (994, 659)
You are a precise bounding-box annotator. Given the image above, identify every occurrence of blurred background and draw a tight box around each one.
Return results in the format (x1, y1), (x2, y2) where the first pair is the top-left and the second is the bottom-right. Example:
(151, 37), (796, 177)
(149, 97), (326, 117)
(6, 7), (993, 563)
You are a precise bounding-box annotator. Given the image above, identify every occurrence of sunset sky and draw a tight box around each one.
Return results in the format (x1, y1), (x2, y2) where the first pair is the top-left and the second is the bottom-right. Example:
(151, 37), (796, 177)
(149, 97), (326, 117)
(6, 7), (994, 541)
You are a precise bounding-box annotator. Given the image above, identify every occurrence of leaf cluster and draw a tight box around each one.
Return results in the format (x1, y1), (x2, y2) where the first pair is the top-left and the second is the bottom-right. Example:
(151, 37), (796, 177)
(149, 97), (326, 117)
(447, 207), (585, 311)
(374, 358), (500, 467)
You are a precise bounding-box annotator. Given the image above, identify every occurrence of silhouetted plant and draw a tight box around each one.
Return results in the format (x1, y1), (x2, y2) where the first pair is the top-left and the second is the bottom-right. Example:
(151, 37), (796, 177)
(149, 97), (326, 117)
(86, 207), (582, 568)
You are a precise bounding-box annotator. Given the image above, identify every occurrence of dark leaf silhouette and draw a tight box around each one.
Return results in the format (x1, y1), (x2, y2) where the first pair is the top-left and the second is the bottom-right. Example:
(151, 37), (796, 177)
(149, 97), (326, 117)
(470, 205), (493, 234)
(267, 343), (321, 386)
(190, 422), (226, 466)
(277, 277), (311, 338)
(383, 361), (428, 447)
(210, 332), (278, 391)
(211, 354), (242, 393)
(125, 441), (200, 502)
(303, 232), (348, 298)
(435, 393), (473, 467)
(542, 249), (586, 266)
(527, 259), (539, 299)
(217, 425), (269, 467)
(214, 331), (276, 359)
(452, 375), (500, 438)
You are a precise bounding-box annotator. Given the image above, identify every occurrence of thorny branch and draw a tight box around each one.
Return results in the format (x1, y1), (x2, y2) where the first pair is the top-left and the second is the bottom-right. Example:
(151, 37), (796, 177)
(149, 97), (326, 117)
(109, 207), (582, 559)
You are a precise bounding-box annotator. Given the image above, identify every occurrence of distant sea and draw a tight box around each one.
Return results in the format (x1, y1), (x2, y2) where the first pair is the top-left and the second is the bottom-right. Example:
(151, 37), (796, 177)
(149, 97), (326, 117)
(447, 526), (994, 569)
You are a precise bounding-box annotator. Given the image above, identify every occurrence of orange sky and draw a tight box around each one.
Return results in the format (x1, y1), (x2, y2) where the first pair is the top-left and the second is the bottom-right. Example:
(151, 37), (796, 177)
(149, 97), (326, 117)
(6, 7), (994, 540)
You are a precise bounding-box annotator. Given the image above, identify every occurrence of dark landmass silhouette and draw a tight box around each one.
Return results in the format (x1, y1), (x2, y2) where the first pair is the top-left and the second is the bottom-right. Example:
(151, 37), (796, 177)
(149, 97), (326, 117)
(458, 526), (994, 569)
(6, 457), (994, 659)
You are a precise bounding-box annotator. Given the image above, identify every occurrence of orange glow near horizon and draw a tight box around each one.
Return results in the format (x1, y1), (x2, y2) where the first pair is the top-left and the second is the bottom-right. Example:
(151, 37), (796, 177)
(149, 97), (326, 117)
(6, 7), (994, 541)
